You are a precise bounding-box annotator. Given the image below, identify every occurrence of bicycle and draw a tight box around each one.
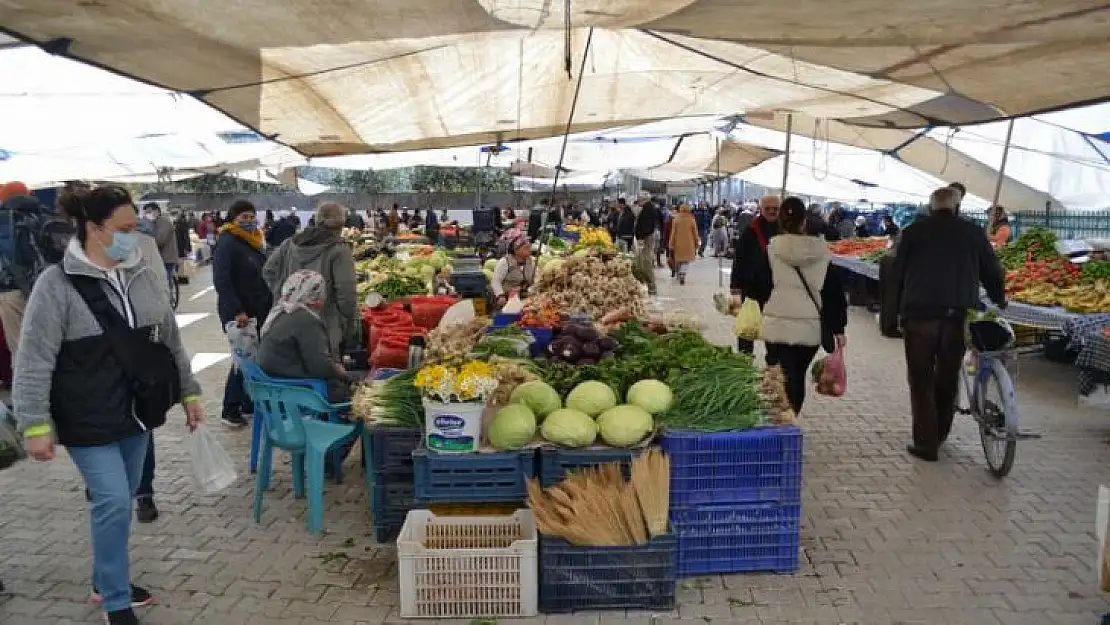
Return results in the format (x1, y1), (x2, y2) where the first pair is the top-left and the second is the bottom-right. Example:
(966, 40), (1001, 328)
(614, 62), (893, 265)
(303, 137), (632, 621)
(955, 319), (1019, 477)
(166, 263), (180, 310)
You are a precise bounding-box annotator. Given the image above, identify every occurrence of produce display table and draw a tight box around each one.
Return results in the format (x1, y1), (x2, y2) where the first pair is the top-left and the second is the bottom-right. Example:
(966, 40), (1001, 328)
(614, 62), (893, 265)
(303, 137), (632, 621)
(1076, 333), (1110, 396)
(830, 254), (879, 281)
(831, 254), (1079, 332)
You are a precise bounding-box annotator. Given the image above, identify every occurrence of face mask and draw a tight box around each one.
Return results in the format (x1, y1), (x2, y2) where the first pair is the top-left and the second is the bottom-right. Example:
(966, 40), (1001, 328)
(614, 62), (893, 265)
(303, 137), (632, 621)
(104, 231), (140, 261)
(238, 219), (259, 232)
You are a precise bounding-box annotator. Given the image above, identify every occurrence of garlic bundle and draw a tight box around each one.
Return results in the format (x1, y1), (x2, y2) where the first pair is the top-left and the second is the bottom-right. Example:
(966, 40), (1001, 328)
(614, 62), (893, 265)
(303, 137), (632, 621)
(529, 253), (648, 320)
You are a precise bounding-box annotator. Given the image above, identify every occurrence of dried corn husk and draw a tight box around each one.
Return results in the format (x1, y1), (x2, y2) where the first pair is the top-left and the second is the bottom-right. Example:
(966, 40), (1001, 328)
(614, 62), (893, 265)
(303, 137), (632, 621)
(526, 450), (670, 546)
(631, 449), (669, 537)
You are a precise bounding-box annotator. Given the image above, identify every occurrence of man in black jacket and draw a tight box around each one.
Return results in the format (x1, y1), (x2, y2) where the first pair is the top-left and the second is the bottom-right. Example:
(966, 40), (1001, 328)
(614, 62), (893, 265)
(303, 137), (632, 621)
(890, 186), (1006, 462)
(730, 195), (780, 354)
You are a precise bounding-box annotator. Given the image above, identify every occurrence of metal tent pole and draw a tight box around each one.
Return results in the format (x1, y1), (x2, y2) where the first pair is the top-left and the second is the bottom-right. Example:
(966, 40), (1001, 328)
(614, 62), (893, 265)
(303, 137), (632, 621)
(992, 118), (1016, 206)
(780, 112), (793, 197)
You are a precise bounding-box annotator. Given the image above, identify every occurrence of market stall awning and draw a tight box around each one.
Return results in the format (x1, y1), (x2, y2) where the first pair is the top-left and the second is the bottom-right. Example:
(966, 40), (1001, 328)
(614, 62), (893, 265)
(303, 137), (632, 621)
(3, 1), (1106, 156)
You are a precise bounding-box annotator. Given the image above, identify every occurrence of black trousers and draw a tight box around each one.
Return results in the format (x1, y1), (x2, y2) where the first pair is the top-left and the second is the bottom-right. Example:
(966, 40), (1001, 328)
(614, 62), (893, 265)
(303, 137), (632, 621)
(903, 317), (966, 450)
(765, 343), (820, 413)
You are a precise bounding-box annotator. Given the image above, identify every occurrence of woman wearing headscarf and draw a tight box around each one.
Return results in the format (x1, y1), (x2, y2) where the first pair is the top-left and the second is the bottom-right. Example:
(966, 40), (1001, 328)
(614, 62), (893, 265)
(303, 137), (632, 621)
(256, 270), (352, 402)
(668, 204), (700, 285)
(490, 234), (535, 309)
(213, 200), (272, 428)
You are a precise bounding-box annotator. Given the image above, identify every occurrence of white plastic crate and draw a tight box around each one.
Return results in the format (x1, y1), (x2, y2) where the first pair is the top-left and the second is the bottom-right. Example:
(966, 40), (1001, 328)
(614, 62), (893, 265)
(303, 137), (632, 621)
(397, 509), (538, 619)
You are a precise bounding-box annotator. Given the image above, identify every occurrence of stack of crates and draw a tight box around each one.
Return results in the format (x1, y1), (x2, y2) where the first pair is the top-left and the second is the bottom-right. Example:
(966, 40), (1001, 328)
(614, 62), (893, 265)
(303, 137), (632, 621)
(661, 426), (803, 576)
(363, 426), (422, 543)
(362, 369), (422, 543)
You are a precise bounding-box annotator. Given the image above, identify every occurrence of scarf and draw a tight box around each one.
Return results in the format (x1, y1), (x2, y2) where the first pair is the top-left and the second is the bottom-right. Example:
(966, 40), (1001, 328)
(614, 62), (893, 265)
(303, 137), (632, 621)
(259, 269), (326, 337)
(220, 222), (264, 250)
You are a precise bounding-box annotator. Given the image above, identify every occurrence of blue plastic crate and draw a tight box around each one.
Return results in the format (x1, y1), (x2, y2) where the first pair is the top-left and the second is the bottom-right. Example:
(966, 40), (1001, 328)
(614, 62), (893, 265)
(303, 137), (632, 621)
(539, 534), (676, 613)
(491, 312), (522, 327)
(363, 426), (422, 475)
(537, 446), (642, 487)
(370, 478), (415, 543)
(412, 448), (536, 503)
(670, 502), (800, 576)
(661, 426), (802, 507)
(526, 328), (554, 357)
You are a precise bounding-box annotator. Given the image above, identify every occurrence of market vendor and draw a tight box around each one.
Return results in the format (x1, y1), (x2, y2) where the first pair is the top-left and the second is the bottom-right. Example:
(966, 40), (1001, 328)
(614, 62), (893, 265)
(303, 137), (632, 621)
(490, 234), (535, 309)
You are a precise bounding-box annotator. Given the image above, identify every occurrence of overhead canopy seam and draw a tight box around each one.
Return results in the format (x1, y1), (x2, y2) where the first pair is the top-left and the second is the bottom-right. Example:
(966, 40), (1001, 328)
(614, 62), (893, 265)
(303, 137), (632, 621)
(638, 29), (935, 128)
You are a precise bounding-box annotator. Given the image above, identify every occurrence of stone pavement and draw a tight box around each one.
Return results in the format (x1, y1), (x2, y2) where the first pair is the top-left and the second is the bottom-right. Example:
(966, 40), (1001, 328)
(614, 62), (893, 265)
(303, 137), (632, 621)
(1, 259), (1108, 625)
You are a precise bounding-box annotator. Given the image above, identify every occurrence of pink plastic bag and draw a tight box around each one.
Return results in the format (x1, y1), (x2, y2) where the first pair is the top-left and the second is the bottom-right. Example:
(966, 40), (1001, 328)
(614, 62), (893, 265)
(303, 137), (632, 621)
(815, 346), (847, 397)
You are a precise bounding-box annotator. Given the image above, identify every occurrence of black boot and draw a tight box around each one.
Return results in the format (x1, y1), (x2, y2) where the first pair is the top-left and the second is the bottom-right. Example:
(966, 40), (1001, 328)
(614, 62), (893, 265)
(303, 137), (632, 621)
(136, 497), (159, 523)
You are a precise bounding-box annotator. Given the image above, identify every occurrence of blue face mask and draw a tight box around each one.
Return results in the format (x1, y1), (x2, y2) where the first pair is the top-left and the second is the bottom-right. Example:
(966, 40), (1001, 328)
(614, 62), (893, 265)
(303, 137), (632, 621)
(238, 219), (259, 232)
(104, 231), (140, 261)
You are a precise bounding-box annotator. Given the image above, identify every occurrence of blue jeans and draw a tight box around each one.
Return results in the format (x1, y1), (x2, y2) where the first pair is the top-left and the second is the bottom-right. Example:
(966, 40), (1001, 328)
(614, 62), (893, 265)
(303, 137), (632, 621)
(68, 432), (150, 613)
(223, 367), (251, 416)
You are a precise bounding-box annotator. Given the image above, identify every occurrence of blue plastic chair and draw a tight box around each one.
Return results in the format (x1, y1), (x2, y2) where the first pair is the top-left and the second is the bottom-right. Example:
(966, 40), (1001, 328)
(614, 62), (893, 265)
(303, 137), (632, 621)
(247, 381), (360, 534)
(238, 358), (352, 482)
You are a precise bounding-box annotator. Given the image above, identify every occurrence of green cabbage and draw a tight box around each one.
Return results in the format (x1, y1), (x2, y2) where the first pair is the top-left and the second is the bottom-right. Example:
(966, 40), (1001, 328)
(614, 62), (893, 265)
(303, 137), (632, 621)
(565, 381), (617, 417)
(626, 379), (673, 415)
(509, 380), (562, 419)
(540, 408), (597, 448)
(488, 404), (537, 451)
(596, 405), (654, 448)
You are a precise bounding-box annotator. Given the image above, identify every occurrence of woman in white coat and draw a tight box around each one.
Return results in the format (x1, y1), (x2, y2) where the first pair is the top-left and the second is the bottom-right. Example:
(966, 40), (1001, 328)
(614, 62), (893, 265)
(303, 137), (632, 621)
(760, 197), (849, 413)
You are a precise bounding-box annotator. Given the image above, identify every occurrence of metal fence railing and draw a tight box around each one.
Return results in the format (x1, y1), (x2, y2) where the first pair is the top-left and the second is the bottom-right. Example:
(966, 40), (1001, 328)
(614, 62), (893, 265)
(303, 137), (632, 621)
(963, 209), (1110, 240)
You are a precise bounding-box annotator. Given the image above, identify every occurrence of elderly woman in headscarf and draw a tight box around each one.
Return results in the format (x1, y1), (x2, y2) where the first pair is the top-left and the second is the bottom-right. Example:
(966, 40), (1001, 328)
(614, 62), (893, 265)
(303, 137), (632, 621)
(490, 234), (536, 309)
(256, 270), (353, 402)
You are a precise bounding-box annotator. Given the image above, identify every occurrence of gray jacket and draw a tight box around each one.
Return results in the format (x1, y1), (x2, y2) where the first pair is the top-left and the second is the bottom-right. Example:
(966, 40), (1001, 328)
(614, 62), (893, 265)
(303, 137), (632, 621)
(257, 308), (340, 382)
(12, 239), (200, 434)
(263, 227), (357, 354)
(152, 215), (179, 264)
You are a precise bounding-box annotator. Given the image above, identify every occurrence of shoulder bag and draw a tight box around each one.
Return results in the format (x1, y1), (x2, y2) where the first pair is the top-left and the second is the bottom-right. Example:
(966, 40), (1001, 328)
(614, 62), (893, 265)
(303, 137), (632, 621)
(793, 266), (836, 353)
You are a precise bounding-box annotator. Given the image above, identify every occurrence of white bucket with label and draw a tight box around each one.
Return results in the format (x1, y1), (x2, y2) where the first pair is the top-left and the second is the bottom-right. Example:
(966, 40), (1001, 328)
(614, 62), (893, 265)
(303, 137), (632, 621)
(423, 400), (484, 453)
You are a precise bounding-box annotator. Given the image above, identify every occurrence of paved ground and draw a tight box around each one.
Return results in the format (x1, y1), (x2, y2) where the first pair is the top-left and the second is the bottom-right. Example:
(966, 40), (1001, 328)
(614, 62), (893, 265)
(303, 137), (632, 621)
(1, 258), (1108, 624)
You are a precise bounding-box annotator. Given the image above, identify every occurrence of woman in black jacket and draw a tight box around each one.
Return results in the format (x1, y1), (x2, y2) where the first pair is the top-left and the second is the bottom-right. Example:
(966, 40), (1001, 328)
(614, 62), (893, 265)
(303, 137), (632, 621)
(212, 200), (272, 427)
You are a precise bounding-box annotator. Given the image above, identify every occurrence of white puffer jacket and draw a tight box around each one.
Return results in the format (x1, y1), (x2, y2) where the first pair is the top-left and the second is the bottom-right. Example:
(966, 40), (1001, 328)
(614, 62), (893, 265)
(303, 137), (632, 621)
(760, 234), (829, 346)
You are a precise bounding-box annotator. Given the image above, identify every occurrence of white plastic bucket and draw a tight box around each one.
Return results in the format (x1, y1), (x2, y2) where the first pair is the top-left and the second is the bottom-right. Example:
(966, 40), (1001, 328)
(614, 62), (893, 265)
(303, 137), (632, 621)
(423, 400), (484, 453)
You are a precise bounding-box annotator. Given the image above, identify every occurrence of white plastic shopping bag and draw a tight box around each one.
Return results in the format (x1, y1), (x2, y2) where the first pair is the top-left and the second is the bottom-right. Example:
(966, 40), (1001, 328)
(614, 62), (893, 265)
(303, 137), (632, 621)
(189, 424), (238, 495)
(226, 319), (260, 370)
(1098, 486), (1110, 592)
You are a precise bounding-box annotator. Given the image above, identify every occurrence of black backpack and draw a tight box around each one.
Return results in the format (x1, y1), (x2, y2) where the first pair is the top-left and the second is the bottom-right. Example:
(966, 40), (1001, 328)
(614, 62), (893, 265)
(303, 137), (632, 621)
(67, 274), (181, 427)
(0, 196), (47, 295)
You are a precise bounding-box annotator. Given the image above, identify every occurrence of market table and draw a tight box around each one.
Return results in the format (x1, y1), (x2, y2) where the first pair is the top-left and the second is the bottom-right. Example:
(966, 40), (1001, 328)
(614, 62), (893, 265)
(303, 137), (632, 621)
(830, 254), (1079, 332)
(1076, 333), (1110, 395)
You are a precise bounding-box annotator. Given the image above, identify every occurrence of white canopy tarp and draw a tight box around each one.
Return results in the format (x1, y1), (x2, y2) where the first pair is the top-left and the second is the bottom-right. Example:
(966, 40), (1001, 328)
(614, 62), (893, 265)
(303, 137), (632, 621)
(737, 152), (984, 208)
(924, 105), (1110, 210)
(4, 2), (1107, 156)
(513, 171), (621, 193)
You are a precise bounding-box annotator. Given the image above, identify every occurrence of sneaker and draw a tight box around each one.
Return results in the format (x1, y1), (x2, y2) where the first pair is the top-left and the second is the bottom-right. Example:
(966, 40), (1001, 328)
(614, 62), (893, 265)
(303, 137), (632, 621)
(104, 608), (140, 625)
(135, 497), (159, 523)
(90, 584), (155, 608)
(221, 413), (248, 428)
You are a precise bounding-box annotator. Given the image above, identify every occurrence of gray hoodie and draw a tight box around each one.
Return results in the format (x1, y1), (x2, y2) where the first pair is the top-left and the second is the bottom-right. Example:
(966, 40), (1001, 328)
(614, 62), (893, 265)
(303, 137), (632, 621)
(12, 238), (200, 433)
(263, 227), (357, 354)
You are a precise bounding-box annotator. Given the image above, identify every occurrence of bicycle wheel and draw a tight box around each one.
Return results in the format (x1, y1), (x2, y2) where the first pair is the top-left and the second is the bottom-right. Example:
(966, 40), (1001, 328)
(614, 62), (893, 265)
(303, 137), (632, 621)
(977, 359), (1018, 477)
(170, 277), (180, 310)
